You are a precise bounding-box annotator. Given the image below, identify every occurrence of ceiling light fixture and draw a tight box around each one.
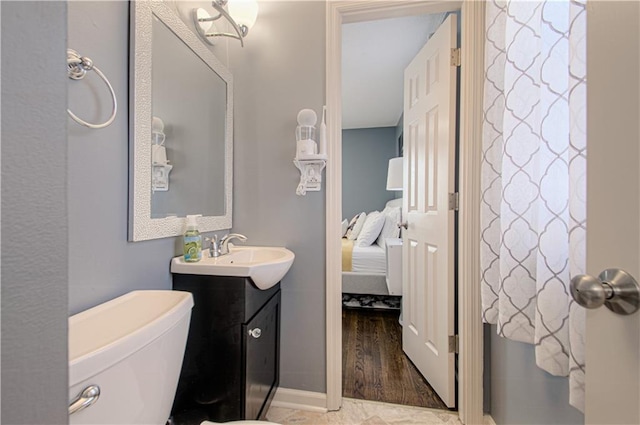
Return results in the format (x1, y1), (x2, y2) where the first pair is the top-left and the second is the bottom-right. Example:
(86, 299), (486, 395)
(193, 0), (259, 47)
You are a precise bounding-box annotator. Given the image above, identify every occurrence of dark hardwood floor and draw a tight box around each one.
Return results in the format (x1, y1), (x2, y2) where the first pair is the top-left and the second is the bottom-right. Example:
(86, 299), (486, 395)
(342, 308), (447, 410)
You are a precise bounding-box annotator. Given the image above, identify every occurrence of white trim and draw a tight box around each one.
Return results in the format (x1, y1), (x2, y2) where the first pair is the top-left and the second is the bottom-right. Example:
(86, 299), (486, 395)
(457, 3), (486, 424)
(325, 1), (485, 423)
(484, 415), (497, 425)
(335, 0), (461, 24)
(271, 388), (328, 413)
(325, 0), (344, 412)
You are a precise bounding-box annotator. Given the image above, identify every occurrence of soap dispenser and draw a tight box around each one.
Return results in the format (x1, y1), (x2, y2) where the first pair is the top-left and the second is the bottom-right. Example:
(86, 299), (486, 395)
(183, 215), (202, 262)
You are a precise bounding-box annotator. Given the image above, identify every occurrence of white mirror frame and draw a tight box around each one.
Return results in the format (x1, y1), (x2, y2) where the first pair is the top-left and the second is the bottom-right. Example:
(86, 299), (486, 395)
(129, 1), (233, 241)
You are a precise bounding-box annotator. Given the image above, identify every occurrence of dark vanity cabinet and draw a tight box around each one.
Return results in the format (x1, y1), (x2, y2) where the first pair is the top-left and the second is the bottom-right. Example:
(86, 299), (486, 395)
(171, 275), (280, 425)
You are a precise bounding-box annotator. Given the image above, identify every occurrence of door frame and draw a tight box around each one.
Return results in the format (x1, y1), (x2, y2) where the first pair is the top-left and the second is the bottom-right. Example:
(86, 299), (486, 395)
(324, 2), (486, 424)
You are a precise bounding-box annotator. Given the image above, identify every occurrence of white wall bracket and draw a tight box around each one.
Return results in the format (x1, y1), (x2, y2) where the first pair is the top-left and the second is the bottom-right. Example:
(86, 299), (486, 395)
(152, 163), (173, 192)
(294, 158), (326, 196)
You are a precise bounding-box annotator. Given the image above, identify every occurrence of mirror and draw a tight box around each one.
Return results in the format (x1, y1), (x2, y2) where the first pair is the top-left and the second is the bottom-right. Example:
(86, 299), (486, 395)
(129, 1), (233, 241)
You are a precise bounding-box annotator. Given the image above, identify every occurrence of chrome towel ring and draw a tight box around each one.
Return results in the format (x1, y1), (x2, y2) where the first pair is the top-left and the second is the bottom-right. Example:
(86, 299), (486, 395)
(67, 49), (117, 129)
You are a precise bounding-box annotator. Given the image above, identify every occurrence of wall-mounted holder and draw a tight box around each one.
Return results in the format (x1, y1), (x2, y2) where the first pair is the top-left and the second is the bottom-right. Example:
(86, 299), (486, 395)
(151, 116), (173, 192)
(67, 48), (117, 129)
(294, 156), (327, 196)
(152, 164), (173, 192)
(294, 107), (327, 196)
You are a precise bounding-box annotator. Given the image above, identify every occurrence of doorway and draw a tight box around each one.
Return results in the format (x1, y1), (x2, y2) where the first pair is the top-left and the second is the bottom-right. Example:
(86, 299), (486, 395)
(325, 2), (486, 423)
(339, 11), (453, 410)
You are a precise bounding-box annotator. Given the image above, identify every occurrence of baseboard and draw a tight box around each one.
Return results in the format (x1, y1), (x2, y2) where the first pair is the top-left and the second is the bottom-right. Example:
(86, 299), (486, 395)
(270, 387), (328, 413)
(484, 414), (497, 425)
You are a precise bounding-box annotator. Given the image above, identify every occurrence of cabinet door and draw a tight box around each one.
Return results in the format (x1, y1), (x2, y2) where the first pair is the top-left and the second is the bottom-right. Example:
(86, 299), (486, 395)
(243, 294), (280, 419)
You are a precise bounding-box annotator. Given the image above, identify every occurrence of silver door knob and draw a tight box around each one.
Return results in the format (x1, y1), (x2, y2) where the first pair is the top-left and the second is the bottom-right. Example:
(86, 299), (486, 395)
(248, 328), (262, 338)
(398, 221), (408, 230)
(570, 268), (640, 315)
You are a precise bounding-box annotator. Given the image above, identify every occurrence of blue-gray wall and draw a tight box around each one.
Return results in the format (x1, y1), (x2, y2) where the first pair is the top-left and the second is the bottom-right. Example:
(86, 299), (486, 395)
(68, 1), (178, 315)
(487, 324), (584, 424)
(1, 2), (69, 423)
(342, 127), (398, 219)
(227, 1), (326, 392)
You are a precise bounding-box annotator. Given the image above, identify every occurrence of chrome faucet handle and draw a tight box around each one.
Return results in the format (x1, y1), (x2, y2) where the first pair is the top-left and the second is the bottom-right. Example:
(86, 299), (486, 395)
(204, 235), (220, 257)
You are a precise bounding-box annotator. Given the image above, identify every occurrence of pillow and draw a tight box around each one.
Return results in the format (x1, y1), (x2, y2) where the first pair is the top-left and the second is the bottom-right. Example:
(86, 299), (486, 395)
(345, 213), (359, 231)
(385, 198), (403, 209)
(356, 211), (385, 247)
(343, 215), (357, 238)
(376, 207), (401, 247)
(347, 212), (367, 240)
(341, 219), (348, 238)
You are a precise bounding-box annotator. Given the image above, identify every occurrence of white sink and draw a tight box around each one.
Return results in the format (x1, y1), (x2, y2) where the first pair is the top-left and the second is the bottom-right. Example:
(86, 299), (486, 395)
(171, 245), (295, 290)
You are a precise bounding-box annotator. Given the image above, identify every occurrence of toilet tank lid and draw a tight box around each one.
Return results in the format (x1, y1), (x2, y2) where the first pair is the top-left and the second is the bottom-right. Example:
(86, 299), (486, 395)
(69, 290), (194, 386)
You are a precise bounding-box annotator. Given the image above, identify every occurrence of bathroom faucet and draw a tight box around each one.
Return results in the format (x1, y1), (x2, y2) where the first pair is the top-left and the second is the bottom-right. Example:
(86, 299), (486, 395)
(205, 233), (247, 257)
(219, 233), (247, 255)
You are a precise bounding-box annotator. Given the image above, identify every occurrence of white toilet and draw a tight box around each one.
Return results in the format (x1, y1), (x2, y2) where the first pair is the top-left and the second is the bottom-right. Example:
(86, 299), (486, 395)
(68, 290), (280, 425)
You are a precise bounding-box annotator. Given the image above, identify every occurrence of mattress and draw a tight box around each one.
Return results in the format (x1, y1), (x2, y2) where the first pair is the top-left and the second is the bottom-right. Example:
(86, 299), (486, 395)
(352, 244), (386, 274)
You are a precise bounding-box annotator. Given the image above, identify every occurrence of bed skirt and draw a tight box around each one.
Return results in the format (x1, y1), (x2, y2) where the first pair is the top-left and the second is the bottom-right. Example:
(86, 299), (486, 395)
(342, 272), (388, 295)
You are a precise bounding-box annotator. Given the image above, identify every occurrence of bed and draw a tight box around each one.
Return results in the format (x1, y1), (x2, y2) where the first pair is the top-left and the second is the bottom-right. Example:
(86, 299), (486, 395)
(341, 199), (403, 297)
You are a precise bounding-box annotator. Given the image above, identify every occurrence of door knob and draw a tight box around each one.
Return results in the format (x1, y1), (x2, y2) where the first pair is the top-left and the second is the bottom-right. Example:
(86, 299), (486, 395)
(248, 328), (262, 338)
(398, 221), (408, 230)
(570, 268), (640, 315)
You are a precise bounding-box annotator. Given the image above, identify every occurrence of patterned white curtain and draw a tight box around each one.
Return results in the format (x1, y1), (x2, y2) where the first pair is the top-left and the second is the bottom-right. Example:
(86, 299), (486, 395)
(481, 0), (587, 412)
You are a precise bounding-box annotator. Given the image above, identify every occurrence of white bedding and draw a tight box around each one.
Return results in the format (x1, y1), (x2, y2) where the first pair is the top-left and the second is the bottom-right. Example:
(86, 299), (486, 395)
(351, 244), (386, 274)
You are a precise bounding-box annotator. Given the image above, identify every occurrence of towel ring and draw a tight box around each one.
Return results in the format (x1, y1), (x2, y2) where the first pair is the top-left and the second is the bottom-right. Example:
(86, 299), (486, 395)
(67, 49), (117, 129)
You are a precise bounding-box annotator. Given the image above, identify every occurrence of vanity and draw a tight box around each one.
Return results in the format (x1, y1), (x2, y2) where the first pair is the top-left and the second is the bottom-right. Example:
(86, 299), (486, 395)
(169, 246), (294, 424)
(171, 275), (281, 423)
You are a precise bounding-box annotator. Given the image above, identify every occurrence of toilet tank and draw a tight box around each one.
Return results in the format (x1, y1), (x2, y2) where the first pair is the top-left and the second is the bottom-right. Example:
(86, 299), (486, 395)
(69, 290), (194, 425)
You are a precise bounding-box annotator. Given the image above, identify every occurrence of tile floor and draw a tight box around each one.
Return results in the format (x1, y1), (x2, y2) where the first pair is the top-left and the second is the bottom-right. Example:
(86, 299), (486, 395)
(266, 398), (465, 424)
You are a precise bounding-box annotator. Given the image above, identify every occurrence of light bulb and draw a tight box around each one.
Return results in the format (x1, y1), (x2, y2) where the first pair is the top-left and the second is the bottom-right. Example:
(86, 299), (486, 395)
(152, 116), (164, 133)
(227, 0), (259, 32)
(297, 109), (317, 126)
(194, 8), (213, 32)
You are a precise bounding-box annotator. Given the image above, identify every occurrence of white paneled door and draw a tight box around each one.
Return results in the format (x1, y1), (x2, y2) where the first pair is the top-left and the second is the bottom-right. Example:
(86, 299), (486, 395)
(584, 2), (640, 424)
(402, 15), (457, 408)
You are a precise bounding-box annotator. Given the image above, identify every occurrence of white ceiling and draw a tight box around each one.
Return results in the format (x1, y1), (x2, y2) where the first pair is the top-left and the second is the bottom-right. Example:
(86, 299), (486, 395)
(341, 13), (447, 130)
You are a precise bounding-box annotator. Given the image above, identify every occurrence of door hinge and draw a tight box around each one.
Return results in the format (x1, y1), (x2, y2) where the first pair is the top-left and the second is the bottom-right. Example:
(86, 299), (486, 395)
(449, 334), (459, 354)
(448, 192), (459, 211)
(450, 48), (461, 67)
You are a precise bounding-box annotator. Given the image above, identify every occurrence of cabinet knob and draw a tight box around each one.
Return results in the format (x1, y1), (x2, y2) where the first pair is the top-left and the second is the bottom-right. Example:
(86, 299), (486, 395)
(248, 328), (262, 338)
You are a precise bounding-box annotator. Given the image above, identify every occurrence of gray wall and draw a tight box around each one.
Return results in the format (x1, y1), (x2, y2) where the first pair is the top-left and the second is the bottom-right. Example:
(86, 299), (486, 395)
(1, 2), (69, 423)
(487, 324), (584, 424)
(342, 127), (398, 219)
(227, 1), (327, 392)
(68, 1), (180, 315)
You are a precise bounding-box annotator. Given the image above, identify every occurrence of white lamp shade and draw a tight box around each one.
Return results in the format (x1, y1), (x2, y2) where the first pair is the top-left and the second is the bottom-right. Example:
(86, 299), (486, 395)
(228, 0), (259, 30)
(386, 157), (404, 191)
